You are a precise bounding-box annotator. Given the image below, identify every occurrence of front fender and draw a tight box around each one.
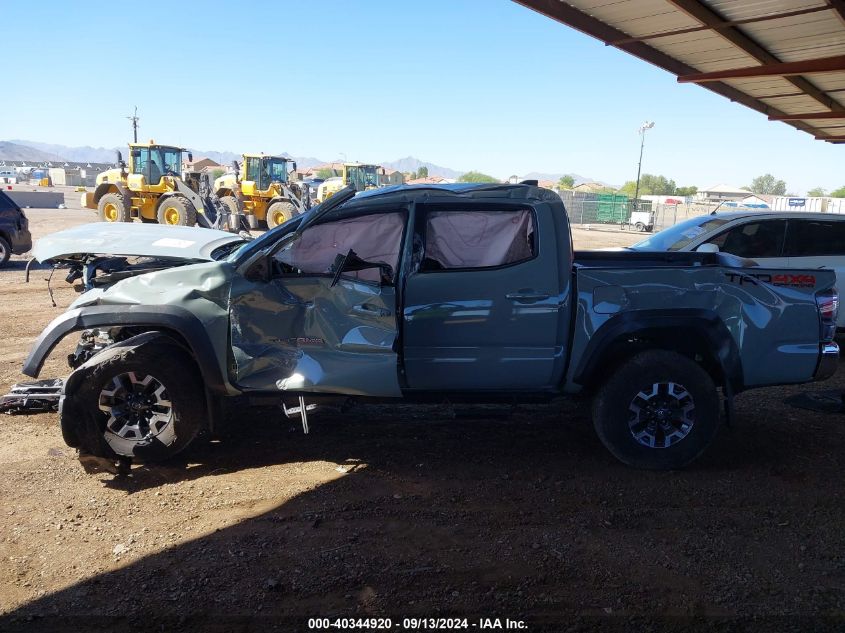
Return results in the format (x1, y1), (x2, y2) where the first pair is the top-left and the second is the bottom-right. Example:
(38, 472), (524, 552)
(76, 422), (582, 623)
(23, 304), (232, 395)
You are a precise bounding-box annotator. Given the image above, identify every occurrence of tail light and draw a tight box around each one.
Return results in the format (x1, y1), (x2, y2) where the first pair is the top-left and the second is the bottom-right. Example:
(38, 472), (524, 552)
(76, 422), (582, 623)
(816, 287), (838, 341)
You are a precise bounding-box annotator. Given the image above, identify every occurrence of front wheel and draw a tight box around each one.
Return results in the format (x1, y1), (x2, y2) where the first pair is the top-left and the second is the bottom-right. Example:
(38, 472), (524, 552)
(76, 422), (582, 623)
(0, 236), (10, 267)
(98, 193), (130, 223)
(266, 200), (296, 229)
(66, 341), (205, 462)
(157, 196), (197, 226)
(592, 350), (721, 470)
(635, 222), (645, 232)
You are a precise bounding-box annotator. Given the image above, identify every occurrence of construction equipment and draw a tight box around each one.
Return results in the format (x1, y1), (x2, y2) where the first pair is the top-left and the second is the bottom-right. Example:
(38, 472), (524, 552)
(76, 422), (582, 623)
(213, 154), (309, 229)
(315, 163), (382, 203)
(81, 141), (242, 230)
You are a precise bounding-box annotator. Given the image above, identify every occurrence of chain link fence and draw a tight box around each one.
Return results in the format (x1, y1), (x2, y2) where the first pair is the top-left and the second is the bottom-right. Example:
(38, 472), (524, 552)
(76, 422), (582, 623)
(557, 189), (715, 233)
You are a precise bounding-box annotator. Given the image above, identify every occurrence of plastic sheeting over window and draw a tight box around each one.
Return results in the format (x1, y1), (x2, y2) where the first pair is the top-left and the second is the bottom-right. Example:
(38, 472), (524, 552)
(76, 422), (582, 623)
(276, 212), (405, 283)
(424, 209), (534, 269)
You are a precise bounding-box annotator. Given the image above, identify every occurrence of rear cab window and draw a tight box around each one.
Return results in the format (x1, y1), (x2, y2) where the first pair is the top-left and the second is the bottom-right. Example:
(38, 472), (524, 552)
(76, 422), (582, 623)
(420, 208), (536, 271)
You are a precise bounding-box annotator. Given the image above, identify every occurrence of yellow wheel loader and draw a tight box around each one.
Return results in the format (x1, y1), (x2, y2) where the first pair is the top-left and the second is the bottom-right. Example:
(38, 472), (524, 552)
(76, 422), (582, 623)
(213, 154), (309, 229)
(81, 142), (242, 230)
(315, 163), (381, 203)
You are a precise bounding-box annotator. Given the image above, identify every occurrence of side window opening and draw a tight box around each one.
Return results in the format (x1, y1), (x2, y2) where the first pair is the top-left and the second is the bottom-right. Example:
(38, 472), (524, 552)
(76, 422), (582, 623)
(786, 220), (845, 257)
(274, 212), (405, 284)
(707, 220), (785, 259)
(421, 209), (535, 271)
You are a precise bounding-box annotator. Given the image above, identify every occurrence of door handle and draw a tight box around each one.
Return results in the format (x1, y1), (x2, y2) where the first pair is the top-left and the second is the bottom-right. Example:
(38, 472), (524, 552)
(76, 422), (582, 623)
(506, 290), (551, 303)
(352, 303), (392, 317)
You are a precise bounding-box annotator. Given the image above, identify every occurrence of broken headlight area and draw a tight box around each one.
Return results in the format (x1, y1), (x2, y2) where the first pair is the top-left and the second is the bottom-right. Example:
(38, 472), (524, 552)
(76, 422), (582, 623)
(68, 327), (147, 369)
(44, 255), (192, 293)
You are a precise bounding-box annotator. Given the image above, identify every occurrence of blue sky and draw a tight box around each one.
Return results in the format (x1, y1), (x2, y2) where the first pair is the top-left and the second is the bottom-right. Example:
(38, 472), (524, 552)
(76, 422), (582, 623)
(2, 0), (841, 193)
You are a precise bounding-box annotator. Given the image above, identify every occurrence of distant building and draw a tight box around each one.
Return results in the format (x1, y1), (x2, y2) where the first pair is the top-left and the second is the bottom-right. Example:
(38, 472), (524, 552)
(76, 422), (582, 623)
(695, 184), (749, 203)
(572, 181), (610, 193)
(380, 168), (404, 186)
(405, 175), (456, 185)
(183, 157), (221, 173)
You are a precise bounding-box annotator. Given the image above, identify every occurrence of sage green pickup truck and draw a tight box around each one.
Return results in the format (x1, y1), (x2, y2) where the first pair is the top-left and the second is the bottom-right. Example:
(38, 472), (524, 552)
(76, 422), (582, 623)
(7, 183), (839, 471)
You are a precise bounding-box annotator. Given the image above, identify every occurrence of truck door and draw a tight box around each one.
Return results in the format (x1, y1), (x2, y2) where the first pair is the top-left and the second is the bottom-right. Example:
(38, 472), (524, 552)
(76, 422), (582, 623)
(229, 210), (407, 396)
(402, 204), (568, 391)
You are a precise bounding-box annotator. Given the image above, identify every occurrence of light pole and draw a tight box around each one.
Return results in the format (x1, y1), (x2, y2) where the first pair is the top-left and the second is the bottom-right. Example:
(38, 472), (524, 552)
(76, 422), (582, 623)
(633, 120), (654, 207)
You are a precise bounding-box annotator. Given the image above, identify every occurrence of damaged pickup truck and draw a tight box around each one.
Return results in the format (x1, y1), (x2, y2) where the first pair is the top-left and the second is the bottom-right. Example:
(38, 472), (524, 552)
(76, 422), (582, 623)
(6, 183), (840, 471)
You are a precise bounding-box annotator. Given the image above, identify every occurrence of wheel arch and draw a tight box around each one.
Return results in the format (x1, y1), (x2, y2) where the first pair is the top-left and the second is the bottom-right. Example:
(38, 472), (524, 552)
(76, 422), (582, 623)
(92, 182), (128, 205)
(23, 305), (230, 395)
(573, 309), (743, 395)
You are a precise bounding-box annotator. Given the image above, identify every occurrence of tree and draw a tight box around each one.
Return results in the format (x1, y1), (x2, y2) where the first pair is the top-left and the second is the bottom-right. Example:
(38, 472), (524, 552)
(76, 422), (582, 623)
(316, 168), (334, 180)
(210, 168), (225, 181)
(748, 173), (786, 196)
(675, 185), (698, 197)
(417, 166), (429, 178)
(458, 171), (499, 183)
(410, 170), (418, 180)
(831, 185), (845, 198)
(808, 186), (827, 197)
(619, 173), (676, 197)
(558, 174), (575, 189)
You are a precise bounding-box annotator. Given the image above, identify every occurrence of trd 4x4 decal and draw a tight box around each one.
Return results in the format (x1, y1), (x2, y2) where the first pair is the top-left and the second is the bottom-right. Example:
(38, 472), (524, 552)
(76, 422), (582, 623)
(724, 272), (817, 288)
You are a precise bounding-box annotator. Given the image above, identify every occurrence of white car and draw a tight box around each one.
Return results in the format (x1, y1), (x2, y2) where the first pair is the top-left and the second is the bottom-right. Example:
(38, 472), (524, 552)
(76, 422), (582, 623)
(630, 211), (845, 328)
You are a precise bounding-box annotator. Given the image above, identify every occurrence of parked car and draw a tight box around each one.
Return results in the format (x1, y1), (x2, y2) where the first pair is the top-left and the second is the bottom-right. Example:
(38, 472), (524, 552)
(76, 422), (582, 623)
(8, 185), (838, 472)
(0, 190), (33, 266)
(630, 211), (845, 328)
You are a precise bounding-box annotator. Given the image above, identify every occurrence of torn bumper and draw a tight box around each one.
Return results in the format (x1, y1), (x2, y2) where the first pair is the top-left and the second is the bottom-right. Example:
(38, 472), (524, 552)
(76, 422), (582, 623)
(814, 342), (839, 381)
(0, 379), (63, 414)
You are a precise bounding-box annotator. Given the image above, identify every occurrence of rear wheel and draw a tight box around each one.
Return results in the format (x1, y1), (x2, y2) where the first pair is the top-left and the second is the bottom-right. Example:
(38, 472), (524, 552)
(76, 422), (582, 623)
(97, 193), (130, 223)
(266, 201), (296, 229)
(67, 341), (205, 462)
(592, 350), (721, 470)
(157, 196), (197, 226)
(635, 222), (645, 232)
(0, 236), (10, 267)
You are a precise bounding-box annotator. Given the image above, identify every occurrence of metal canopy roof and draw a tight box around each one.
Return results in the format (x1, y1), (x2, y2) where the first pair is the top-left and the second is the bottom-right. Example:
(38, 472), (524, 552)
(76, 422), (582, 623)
(513, 0), (845, 143)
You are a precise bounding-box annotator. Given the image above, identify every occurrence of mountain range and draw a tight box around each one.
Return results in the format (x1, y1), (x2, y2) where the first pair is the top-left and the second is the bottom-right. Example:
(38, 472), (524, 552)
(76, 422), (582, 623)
(1, 140), (608, 185)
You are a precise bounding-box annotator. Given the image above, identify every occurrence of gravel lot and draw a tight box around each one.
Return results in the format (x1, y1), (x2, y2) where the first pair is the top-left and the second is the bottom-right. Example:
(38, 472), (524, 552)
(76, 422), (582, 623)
(0, 191), (844, 632)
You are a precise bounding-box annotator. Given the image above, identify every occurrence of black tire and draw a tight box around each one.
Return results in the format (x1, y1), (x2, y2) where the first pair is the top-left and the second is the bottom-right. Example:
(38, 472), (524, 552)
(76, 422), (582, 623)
(592, 350), (720, 470)
(635, 222), (645, 232)
(266, 201), (296, 229)
(66, 341), (205, 462)
(220, 195), (239, 216)
(0, 235), (10, 267)
(97, 192), (130, 223)
(156, 196), (197, 226)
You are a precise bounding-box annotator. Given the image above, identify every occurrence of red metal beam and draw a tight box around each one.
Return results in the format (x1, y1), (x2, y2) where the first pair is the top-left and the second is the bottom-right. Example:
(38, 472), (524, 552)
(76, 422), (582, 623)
(678, 55), (845, 82)
(510, 0), (831, 140)
(816, 135), (845, 140)
(769, 111), (845, 121)
(827, 0), (845, 28)
(668, 0), (841, 111)
(610, 6), (830, 46)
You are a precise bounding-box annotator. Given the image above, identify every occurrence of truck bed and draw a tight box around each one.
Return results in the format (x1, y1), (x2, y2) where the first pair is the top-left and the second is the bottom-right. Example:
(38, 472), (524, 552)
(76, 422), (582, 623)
(573, 249), (749, 269)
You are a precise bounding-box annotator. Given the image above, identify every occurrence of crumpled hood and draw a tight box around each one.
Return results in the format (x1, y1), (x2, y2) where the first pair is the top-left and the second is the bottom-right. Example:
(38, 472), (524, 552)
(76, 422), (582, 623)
(33, 223), (244, 263)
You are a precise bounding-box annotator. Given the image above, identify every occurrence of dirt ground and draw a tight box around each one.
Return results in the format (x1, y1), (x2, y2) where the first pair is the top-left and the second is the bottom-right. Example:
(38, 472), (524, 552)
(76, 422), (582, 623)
(1, 195), (844, 632)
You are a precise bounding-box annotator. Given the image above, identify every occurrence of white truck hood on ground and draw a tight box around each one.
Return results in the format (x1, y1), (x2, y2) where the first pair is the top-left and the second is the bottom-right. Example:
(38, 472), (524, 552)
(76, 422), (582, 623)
(33, 223), (245, 262)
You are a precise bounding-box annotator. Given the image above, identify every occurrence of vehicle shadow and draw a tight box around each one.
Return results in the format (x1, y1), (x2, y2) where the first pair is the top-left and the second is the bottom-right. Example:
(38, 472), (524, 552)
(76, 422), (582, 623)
(2, 399), (844, 632)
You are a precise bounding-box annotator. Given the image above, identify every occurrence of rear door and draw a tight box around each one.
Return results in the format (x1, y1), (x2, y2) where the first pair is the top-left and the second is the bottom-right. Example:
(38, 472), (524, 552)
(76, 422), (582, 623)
(402, 203), (565, 391)
(229, 209), (407, 396)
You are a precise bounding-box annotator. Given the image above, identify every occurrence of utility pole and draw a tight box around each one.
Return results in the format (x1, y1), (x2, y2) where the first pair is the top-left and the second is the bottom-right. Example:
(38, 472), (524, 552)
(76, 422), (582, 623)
(126, 106), (139, 143)
(631, 120), (654, 226)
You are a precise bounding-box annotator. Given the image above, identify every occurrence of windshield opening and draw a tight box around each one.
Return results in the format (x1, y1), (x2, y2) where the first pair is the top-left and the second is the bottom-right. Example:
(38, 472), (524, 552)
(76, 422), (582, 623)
(630, 216), (732, 251)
